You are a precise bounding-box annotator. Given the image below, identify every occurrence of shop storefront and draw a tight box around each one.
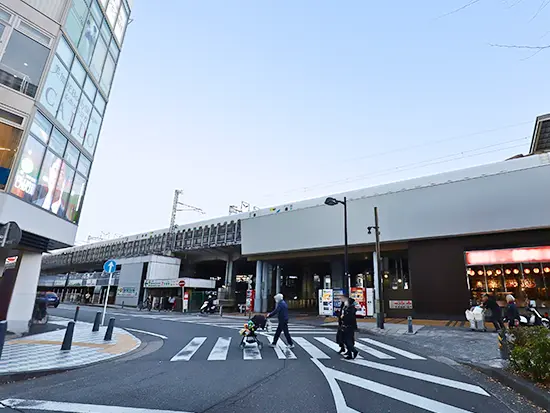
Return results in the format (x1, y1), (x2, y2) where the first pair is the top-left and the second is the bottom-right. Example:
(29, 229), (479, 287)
(465, 246), (550, 308)
(37, 271), (120, 304)
(142, 277), (217, 312)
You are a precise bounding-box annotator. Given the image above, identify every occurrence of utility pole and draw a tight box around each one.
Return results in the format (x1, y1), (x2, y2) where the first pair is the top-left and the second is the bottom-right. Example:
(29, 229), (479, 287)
(168, 190), (205, 254)
(368, 207), (384, 329)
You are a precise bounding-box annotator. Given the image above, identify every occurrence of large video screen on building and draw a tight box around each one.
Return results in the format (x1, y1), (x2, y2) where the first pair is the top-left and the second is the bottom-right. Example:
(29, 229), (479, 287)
(10, 112), (91, 223)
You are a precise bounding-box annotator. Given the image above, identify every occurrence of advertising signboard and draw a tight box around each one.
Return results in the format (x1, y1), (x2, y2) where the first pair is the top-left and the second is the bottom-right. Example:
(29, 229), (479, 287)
(332, 288), (345, 316)
(350, 287), (367, 317)
(318, 289), (333, 316)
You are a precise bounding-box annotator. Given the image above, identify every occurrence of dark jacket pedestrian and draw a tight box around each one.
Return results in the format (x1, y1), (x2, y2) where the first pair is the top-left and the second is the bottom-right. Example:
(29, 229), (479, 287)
(505, 295), (521, 328)
(482, 294), (503, 331)
(267, 293), (294, 347)
(341, 297), (358, 359)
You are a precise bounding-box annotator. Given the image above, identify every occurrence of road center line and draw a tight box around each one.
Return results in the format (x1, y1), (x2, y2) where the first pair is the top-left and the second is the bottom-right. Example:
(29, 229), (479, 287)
(125, 328), (168, 340)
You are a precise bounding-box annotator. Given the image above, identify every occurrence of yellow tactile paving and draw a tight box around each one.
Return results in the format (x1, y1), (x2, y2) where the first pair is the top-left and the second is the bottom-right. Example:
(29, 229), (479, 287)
(6, 332), (139, 355)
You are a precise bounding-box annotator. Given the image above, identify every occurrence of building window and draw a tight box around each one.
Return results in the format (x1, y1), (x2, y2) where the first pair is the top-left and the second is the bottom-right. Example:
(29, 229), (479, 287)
(10, 111), (91, 223)
(11, 135), (46, 200)
(63, 0), (129, 96)
(114, 4), (127, 43)
(0, 122), (22, 189)
(65, 0), (89, 47)
(100, 54), (115, 93)
(89, 36), (107, 80)
(105, 0), (120, 27)
(78, 15), (99, 65)
(67, 173), (86, 222)
(0, 30), (49, 97)
(38, 36), (104, 157)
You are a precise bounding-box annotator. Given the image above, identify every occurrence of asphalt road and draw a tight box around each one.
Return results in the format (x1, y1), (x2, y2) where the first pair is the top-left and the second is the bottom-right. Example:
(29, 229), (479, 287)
(0, 305), (544, 413)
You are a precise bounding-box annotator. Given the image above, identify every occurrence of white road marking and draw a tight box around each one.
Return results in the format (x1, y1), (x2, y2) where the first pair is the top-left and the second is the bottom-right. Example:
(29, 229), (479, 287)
(313, 337), (363, 359)
(208, 337), (231, 360)
(243, 342), (262, 360)
(285, 331), (334, 334)
(348, 359), (490, 396)
(358, 337), (426, 360)
(312, 359), (478, 413)
(310, 360), (360, 413)
(354, 341), (395, 360)
(263, 335), (297, 359)
(0, 399), (194, 413)
(119, 318), (131, 321)
(125, 328), (168, 340)
(170, 337), (207, 361)
(293, 337), (330, 359)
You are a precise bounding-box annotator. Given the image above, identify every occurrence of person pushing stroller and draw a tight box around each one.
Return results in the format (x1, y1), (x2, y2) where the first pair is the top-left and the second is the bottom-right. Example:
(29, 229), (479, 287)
(266, 293), (294, 348)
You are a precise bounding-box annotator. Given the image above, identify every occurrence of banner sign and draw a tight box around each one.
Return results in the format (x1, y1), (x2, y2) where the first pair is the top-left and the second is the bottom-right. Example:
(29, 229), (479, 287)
(389, 300), (413, 310)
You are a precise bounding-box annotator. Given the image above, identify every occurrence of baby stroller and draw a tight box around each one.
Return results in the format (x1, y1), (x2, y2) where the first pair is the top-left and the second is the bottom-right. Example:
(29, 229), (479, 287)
(239, 315), (271, 349)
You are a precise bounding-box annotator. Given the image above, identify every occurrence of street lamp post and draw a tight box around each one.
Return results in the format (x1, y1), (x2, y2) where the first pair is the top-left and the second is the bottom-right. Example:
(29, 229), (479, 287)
(324, 196), (351, 293)
(367, 206), (384, 329)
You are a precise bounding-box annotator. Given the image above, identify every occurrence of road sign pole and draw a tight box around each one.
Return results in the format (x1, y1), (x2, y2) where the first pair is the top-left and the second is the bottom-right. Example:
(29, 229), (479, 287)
(102, 271), (113, 326)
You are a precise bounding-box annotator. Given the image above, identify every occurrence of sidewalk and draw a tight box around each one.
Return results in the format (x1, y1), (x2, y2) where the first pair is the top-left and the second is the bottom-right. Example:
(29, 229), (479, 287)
(0, 316), (141, 377)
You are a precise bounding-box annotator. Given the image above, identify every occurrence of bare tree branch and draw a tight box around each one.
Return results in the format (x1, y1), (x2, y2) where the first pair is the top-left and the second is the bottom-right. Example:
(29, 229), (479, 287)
(520, 48), (545, 60)
(529, 0), (550, 22)
(435, 0), (481, 20)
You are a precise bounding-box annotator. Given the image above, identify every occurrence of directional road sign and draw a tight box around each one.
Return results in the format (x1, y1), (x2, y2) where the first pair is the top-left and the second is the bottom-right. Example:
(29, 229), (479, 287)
(103, 259), (117, 273)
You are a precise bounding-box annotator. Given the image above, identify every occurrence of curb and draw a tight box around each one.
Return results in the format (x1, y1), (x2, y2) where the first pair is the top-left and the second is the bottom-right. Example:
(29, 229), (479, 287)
(0, 333), (143, 385)
(467, 363), (550, 410)
(0, 318), (141, 384)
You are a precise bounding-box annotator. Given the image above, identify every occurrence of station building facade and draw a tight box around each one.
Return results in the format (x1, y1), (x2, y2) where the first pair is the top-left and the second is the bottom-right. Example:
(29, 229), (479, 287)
(0, 0), (132, 333)
(41, 146), (550, 318)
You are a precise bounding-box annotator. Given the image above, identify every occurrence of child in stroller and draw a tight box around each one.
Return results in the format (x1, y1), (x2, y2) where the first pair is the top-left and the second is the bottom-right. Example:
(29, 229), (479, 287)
(239, 314), (270, 349)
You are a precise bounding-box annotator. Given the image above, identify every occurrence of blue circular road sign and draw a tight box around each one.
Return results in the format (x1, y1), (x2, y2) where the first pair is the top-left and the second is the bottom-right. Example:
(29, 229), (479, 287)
(103, 259), (117, 273)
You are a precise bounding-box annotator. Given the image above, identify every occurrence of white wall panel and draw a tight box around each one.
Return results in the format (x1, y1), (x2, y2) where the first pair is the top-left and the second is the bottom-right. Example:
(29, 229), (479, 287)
(146, 259), (180, 280)
(0, 193), (77, 246)
(21, 0), (67, 23)
(241, 156), (550, 256)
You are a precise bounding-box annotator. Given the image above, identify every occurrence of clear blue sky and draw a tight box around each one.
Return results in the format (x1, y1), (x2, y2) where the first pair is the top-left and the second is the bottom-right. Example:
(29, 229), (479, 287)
(76, 0), (550, 242)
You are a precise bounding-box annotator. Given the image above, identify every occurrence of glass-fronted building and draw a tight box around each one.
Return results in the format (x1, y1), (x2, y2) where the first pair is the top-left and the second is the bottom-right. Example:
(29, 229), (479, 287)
(0, 0), (132, 334)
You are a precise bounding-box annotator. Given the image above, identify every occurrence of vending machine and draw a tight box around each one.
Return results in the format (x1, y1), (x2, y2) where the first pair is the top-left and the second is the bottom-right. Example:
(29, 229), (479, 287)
(332, 288), (345, 316)
(318, 289), (334, 316)
(350, 287), (367, 317)
(246, 289), (255, 313)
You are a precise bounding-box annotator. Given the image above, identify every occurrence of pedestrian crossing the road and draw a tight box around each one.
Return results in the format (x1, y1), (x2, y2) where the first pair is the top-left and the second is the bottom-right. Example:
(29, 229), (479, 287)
(169, 334), (425, 362)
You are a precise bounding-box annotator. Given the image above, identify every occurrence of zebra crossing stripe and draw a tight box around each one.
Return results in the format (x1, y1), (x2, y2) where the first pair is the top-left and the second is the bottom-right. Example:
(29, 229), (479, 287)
(348, 359), (489, 396)
(313, 337), (363, 359)
(354, 341), (395, 360)
(358, 338), (426, 360)
(243, 343), (262, 360)
(170, 337), (207, 361)
(293, 337), (330, 359)
(208, 337), (231, 361)
(264, 335), (297, 359)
